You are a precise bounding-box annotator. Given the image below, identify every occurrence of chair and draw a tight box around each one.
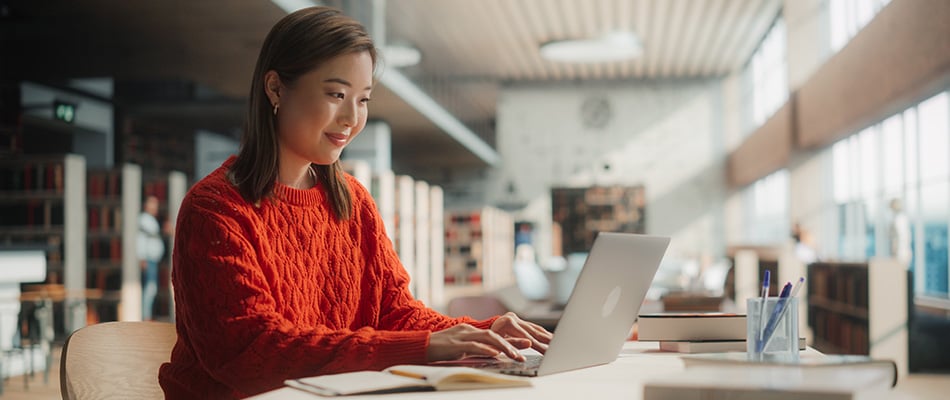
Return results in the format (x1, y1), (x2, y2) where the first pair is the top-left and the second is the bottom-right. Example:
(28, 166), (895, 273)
(446, 295), (509, 321)
(60, 321), (176, 400)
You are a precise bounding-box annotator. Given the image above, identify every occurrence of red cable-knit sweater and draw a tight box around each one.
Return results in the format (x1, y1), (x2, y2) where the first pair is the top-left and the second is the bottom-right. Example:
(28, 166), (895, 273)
(158, 157), (494, 399)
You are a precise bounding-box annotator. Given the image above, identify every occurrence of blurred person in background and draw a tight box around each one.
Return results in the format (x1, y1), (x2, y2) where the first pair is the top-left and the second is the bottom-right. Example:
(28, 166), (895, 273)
(137, 194), (164, 321)
(889, 198), (912, 268)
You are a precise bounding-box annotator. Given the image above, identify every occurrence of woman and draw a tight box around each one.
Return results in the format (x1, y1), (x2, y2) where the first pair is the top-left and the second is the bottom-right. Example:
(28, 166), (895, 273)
(158, 7), (551, 399)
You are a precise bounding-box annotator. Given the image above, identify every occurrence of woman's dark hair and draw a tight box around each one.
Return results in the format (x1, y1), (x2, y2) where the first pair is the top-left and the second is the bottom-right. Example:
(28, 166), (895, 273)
(230, 6), (377, 219)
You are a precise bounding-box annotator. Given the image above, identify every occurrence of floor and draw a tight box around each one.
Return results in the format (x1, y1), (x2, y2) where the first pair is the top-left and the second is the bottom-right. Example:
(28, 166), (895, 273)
(3, 346), (949, 399)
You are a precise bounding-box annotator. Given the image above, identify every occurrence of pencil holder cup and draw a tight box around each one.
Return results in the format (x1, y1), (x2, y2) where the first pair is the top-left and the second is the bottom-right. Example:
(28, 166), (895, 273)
(746, 297), (799, 362)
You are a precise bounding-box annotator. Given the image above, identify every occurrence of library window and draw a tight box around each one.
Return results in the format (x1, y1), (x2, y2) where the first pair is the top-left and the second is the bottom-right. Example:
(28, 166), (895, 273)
(742, 169), (789, 244)
(831, 91), (950, 297)
(748, 17), (788, 129)
(829, 0), (892, 53)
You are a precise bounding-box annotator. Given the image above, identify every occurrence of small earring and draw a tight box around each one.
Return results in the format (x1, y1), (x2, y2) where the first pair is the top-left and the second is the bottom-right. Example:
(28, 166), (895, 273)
(273, 104), (279, 116)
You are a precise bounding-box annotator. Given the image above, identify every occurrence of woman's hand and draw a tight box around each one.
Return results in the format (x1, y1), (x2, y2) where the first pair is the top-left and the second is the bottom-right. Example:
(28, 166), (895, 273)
(427, 323), (532, 362)
(490, 312), (553, 354)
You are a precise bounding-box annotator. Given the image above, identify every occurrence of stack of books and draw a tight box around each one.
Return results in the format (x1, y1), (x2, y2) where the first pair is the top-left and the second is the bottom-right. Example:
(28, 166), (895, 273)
(638, 312), (749, 353)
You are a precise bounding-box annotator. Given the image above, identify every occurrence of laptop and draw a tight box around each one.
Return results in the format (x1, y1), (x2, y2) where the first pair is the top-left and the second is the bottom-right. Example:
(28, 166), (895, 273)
(441, 232), (670, 376)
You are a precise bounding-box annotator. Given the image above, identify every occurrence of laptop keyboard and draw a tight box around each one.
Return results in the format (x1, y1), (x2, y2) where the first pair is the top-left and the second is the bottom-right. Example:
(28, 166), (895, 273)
(429, 353), (543, 376)
(491, 354), (543, 375)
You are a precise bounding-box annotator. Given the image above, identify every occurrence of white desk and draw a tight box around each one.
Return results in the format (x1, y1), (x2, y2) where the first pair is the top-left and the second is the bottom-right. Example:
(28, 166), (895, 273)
(249, 341), (711, 399)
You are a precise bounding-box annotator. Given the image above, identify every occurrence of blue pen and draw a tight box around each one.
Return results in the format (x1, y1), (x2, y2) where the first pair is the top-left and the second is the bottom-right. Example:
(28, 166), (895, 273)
(761, 277), (806, 351)
(756, 270), (771, 348)
(757, 281), (792, 353)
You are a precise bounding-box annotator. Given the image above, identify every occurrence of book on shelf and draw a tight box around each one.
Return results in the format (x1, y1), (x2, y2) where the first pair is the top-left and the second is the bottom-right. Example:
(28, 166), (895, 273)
(5, 162), (63, 192)
(644, 353), (897, 400)
(658, 337), (807, 354)
(284, 365), (531, 396)
(638, 312), (746, 341)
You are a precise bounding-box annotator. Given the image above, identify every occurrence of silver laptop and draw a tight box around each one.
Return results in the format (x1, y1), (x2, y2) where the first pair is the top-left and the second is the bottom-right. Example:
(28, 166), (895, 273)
(449, 232), (670, 376)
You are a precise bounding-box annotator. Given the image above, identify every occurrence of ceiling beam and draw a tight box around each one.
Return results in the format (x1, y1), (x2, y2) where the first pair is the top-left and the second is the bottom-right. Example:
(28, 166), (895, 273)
(379, 67), (500, 166)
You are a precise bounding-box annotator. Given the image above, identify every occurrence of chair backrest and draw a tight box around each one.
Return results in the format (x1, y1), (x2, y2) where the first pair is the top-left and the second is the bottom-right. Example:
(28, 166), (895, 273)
(60, 321), (176, 400)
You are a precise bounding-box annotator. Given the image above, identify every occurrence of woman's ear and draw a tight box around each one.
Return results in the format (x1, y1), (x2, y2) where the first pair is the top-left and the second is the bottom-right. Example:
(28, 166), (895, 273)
(263, 70), (282, 106)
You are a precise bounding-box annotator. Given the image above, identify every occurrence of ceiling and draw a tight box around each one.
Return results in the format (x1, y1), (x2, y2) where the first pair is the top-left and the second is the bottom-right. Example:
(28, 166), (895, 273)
(2, 0), (781, 175)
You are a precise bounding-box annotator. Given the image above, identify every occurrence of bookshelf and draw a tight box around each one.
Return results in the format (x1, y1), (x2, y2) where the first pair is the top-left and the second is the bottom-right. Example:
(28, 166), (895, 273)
(481, 207), (514, 290)
(414, 181), (431, 305)
(551, 185), (645, 255)
(443, 207), (514, 299)
(444, 210), (482, 288)
(395, 175), (416, 295)
(85, 164), (141, 323)
(429, 186), (445, 309)
(119, 118), (194, 175)
(0, 158), (69, 281)
(369, 170), (446, 308)
(371, 169), (396, 244)
(807, 258), (908, 376)
(0, 154), (86, 336)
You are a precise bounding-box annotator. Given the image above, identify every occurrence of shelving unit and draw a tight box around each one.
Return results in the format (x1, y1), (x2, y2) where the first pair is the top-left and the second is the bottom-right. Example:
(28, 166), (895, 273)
(443, 207), (515, 300)
(0, 156), (66, 237)
(395, 175), (416, 295)
(807, 258), (908, 375)
(371, 169), (396, 244)
(367, 170), (446, 308)
(119, 118), (193, 175)
(0, 154), (86, 336)
(444, 210), (483, 287)
(808, 262), (869, 355)
(429, 186), (445, 309)
(414, 181), (431, 305)
(551, 185), (645, 255)
(85, 164), (141, 323)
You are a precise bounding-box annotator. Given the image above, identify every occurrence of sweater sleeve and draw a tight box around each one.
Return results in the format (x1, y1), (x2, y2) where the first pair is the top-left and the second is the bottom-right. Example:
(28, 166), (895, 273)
(348, 179), (498, 332)
(172, 195), (433, 396)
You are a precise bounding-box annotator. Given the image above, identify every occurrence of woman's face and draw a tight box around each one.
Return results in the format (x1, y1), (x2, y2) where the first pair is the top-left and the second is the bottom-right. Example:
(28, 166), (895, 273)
(270, 51), (374, 166)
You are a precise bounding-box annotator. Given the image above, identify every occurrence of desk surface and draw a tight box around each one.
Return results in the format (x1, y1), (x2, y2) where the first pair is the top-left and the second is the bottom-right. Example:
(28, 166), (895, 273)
(248, 341), (757, 400)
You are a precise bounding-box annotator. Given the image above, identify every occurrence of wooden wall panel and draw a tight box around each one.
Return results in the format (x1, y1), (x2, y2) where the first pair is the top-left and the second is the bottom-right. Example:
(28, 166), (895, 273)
(796, 0), (950, 149)
(728, 101), (792, 188)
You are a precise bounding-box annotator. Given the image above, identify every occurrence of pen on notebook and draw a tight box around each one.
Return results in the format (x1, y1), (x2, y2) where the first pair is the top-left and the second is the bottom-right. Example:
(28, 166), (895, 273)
(761, 277), (806, 351)
(757, 281), (792, 353)
(388, 370), (427, 380)
(756, 270), (770, 349)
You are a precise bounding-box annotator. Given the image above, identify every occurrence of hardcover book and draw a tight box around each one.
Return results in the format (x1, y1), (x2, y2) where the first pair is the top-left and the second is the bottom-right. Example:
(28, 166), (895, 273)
(638, 313), (746, 341)
(644, 353), (897, 400)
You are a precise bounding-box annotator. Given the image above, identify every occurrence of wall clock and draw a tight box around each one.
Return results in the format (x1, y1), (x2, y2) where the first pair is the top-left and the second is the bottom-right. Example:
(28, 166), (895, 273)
(580, 95), (612, 130)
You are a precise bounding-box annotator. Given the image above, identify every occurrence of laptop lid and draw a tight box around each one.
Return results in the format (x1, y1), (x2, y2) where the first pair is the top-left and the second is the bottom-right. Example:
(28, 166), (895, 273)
(536, 232), (670, 376)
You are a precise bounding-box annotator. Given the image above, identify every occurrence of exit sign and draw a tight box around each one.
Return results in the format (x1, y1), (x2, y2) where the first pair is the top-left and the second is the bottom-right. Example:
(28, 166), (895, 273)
(54, 100), (76, 123)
